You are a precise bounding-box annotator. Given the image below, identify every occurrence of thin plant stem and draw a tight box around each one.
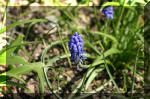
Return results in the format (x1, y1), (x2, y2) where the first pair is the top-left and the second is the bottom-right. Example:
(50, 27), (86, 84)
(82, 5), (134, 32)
(68, 68), (94, 99)
(131, 47), (140, 97)
(115, 1), (125, 35)
(57, 25), (72, 68)
(74, 79), (111, 99)
(94, 6), (101, 31)
(102, 52), (121, 93)
(41, 40), (62, 99)
(43, 68), (62, 99)
(1, 0), (9, 29)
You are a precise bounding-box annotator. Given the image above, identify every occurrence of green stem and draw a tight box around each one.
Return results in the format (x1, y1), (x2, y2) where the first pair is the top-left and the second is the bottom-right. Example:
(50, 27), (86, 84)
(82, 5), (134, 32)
(57, 25), (72, 68)
(131, 47), (140, 96)
(74, 80), (111, 99)
(25, 22), (35, 41)
(102, 52), (121, 93)
(1, 0), (9, 29)
(41, 39), (62, 99)
(43, 68), (62, 99)
(94, 6), (101, 31)
(130, 0), (136, 6)
(68, 68), (94, 99)
(115, 2), (125, 35)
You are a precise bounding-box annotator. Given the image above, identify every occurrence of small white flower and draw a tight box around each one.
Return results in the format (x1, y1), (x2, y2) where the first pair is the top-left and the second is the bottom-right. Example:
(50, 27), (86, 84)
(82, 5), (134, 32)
(58, 87), (62, 90)
(59, 75), (63, 79)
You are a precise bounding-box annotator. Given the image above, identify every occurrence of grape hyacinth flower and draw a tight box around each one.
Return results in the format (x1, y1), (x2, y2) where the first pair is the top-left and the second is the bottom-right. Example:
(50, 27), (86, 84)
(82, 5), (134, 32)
(68, 32), (86, 66)
(102, 6), (114, 19)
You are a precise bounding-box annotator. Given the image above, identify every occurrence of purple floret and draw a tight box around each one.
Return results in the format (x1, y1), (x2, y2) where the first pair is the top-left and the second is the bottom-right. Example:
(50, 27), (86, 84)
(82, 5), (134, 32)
(102, 6), (114, 19)
(68, 32), (86, 64)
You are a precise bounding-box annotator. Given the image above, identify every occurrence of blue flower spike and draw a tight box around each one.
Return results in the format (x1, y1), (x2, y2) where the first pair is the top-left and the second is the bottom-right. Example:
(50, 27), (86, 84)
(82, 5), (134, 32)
(68, 32), (86, 69)
(102, 6), (114, 19)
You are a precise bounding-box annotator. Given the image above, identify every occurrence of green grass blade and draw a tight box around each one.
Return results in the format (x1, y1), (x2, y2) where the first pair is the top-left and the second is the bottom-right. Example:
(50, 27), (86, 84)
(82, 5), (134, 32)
(87, 59), (116, 70)
(6, 34), (24, 56)
(94, 48), (120, 62)
(41, 40), (63, 64)
(1, 0), (9, 29)
(68, 67), (95, 99)
(102, 53), (121, 93)
(0, 72), (25, 84)
(75, 80), (111, 99)
(7, 56), (27, 65)
(115, 3), (125, 35)
(57, 26), (72, 68)
(0, 41), (41, 55)
(1, 62), (45, 84)
(0, 51), (6, 65)
(94, 32), (118, 48)
(85, 66), (105, 90)
(0, 19), (50, 34)
(84, 39), (102, 56)
(24, 22), (35, 41)
(37, 67), (45, 99)
(43, 68), (62, 99)
(131, 47), (140, 96)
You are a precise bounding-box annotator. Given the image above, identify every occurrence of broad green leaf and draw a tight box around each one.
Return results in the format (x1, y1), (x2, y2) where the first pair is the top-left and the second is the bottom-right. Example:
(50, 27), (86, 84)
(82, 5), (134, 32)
(84, 39), (102, 56)
(36, 67), (45, 98)
(47, 54), (67, 65)
(6, 62), (44, 75)
(0, 72), (25, 83)
(94, 32), (118, 48)
(104, 48), (120, 57)
(84, 53), (97, 59)
(85, 66), (105, 90)
(1, 62), (45, 96)
(103, 53), (121, 93)
(87, 59), (116, 70)
(0, 41), (41, 55)
(0, 51), (6, 65)
(68, 67), (95, 99)
(0, 62), (45, 83)
(7, 56), (27, 65)
(131, 0), (146, 6)
(75, 80), (111, 99)
(6, 34), (24, 56)
(0, 75), (6, 86)
(94, 48), (120, 62)
(0, 88), (2, 92)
